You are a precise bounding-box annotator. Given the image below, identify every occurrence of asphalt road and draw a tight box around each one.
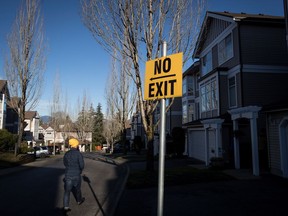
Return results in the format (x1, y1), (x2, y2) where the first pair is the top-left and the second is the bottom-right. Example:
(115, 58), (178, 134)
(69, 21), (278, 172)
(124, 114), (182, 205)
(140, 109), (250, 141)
(0, 153), (128, 216)
(0, 156), (65, 215)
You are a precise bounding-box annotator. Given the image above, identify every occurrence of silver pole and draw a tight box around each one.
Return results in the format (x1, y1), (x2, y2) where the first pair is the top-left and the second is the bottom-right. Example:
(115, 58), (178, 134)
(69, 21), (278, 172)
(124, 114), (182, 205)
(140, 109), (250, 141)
(157, 41), (167, 216)
(284, 0), (288, 50)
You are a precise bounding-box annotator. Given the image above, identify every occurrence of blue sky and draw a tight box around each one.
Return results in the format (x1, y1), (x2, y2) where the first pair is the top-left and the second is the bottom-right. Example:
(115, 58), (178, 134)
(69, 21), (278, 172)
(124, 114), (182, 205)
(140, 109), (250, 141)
(0, 0), (285, 118)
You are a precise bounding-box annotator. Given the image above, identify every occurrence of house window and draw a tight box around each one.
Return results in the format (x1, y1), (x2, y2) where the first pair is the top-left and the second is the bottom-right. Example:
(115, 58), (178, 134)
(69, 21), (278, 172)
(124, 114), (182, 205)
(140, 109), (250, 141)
(188, 103), (194, 122)
(187, 76), (194, 96)
(218, 34), (233, 65)
(200, 78), (218, 112)
(182, 101), (187, 124)
(183, 76), (194, 97)
(228, 76), (236, 107)
(202, 50), (212, 76)
(196, 73), (200, 91)
(183, 77), (187, 96)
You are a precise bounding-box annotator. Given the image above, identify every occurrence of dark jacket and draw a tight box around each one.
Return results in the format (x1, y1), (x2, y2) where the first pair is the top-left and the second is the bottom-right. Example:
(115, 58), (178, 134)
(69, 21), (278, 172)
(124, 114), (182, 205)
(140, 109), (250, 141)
(63, 148), (84, 177)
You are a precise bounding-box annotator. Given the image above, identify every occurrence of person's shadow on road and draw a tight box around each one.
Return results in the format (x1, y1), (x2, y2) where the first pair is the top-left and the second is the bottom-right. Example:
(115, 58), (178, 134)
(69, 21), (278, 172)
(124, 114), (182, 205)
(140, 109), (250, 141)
(82, 174), (106, 216)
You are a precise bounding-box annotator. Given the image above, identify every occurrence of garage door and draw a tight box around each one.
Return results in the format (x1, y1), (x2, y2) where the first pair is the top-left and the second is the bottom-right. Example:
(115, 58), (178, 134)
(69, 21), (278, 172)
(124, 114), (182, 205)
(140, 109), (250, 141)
(188, 129), (205, 162)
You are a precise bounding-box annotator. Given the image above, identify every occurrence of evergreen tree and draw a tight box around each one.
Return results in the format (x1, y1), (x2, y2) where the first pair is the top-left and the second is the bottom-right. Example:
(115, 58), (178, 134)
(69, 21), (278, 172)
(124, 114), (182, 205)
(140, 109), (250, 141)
(93, 103), (105, 148)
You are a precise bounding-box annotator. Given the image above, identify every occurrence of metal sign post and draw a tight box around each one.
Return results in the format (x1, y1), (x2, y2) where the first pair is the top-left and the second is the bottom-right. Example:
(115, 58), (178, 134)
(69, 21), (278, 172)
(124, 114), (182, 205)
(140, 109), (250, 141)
(144, 41), (182, 216)
(157, 41), (167, 216)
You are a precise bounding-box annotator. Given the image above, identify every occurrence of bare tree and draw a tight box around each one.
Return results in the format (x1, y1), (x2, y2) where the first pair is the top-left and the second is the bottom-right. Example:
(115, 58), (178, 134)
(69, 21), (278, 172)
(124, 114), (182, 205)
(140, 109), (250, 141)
(113, 54), (136, 152)
(102, 117), (121, 153)
(60, 92), (74, 150)
(104, 71), (122, 152)
(82, 0), (205, 170)
(76, 91), (94, 150)
(104, 53), (136, 152)
(50, 72), (62, 155)
(5, 0), (47, 155)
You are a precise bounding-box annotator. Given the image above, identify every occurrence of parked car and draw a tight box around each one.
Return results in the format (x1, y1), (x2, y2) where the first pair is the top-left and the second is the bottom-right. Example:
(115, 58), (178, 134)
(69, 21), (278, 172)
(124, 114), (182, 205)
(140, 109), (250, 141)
(47, 146), (60, 155)
(28, 146), (49, 158)
(102, 144), (110, 153)
(113, 142), (124, 153)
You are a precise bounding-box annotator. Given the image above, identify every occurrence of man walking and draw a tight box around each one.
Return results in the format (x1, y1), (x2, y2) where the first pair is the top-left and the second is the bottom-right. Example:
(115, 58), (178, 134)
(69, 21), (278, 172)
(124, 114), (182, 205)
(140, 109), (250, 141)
(63, 138), (85, 212)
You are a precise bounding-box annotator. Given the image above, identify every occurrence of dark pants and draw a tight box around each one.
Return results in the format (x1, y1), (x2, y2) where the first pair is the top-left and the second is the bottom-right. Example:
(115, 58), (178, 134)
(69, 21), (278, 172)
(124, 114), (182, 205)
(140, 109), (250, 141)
(63, 175), (82, 208)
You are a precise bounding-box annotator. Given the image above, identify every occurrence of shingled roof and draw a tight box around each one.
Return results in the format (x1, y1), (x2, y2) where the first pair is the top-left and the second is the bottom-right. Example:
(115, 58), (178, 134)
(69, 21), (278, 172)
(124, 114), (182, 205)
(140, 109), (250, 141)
(25, 111), (39, 120)
(209, 11), (283, 20)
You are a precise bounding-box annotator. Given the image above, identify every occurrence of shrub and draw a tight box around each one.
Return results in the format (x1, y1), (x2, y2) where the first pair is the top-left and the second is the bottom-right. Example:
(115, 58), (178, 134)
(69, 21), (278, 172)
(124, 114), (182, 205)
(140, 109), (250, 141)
(0, 152), (35, 168)
(0, 129), (18, 152)
(210, 157), (225, 169)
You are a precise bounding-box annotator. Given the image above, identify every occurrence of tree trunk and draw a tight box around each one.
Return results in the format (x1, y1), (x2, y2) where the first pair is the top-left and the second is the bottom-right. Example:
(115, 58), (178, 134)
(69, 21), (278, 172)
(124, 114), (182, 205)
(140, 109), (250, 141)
(146, 127), (154, 171)
(15, 112), (24, 156)
(122, 128), (127, 155)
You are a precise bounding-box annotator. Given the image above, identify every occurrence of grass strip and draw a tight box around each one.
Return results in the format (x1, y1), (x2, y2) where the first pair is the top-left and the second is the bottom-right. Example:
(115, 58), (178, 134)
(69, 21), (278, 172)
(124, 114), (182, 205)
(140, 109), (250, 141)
(126, 166), (234, 189)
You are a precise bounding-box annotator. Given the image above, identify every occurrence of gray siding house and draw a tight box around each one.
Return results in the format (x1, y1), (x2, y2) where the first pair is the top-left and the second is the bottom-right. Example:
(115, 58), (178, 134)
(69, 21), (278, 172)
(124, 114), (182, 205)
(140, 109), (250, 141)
(182, 11), (288, 177)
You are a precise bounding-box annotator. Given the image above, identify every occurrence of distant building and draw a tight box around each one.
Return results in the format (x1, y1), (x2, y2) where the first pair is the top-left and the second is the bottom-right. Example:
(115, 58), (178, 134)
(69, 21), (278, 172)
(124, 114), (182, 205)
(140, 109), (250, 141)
(38, 124), (92, 152)
(24, 111), (40, 146)
(0, 80), (9, 130)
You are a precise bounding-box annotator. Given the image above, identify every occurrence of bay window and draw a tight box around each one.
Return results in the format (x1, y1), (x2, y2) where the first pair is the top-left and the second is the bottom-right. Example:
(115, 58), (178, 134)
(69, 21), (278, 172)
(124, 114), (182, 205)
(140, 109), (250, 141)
(200, 78), (218, 113)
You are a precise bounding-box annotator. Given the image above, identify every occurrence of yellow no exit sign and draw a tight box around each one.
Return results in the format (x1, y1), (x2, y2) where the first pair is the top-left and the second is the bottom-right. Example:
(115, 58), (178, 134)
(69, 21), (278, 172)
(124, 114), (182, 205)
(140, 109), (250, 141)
(144, 52), (183, 100)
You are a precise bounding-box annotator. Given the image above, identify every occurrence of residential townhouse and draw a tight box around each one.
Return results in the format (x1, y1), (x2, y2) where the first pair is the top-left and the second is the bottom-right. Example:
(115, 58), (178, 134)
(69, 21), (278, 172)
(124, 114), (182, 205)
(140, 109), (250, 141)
(263, 102), (288, 178)
(130, 112), (145, 149)
(182, 11), (288, 177)
(38, 124), (92, 152)
(153, 98), (183, 155)
(130, 97), (183, 156)
(0, 80), (20, 134)
(38, 124), (54, 145)
(0, 79), (92, 153)
(24, 111), (40, 145)
(0, 80), (9, 130)
(5, 97), (20, 134)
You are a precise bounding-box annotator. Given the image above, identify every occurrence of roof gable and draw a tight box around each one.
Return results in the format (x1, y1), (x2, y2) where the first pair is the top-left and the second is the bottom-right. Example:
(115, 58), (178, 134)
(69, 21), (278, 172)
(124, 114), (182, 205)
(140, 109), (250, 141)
(25, 111), (39, 120)
(0, 80), (10, 99)
(193, 11), (284, 58)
